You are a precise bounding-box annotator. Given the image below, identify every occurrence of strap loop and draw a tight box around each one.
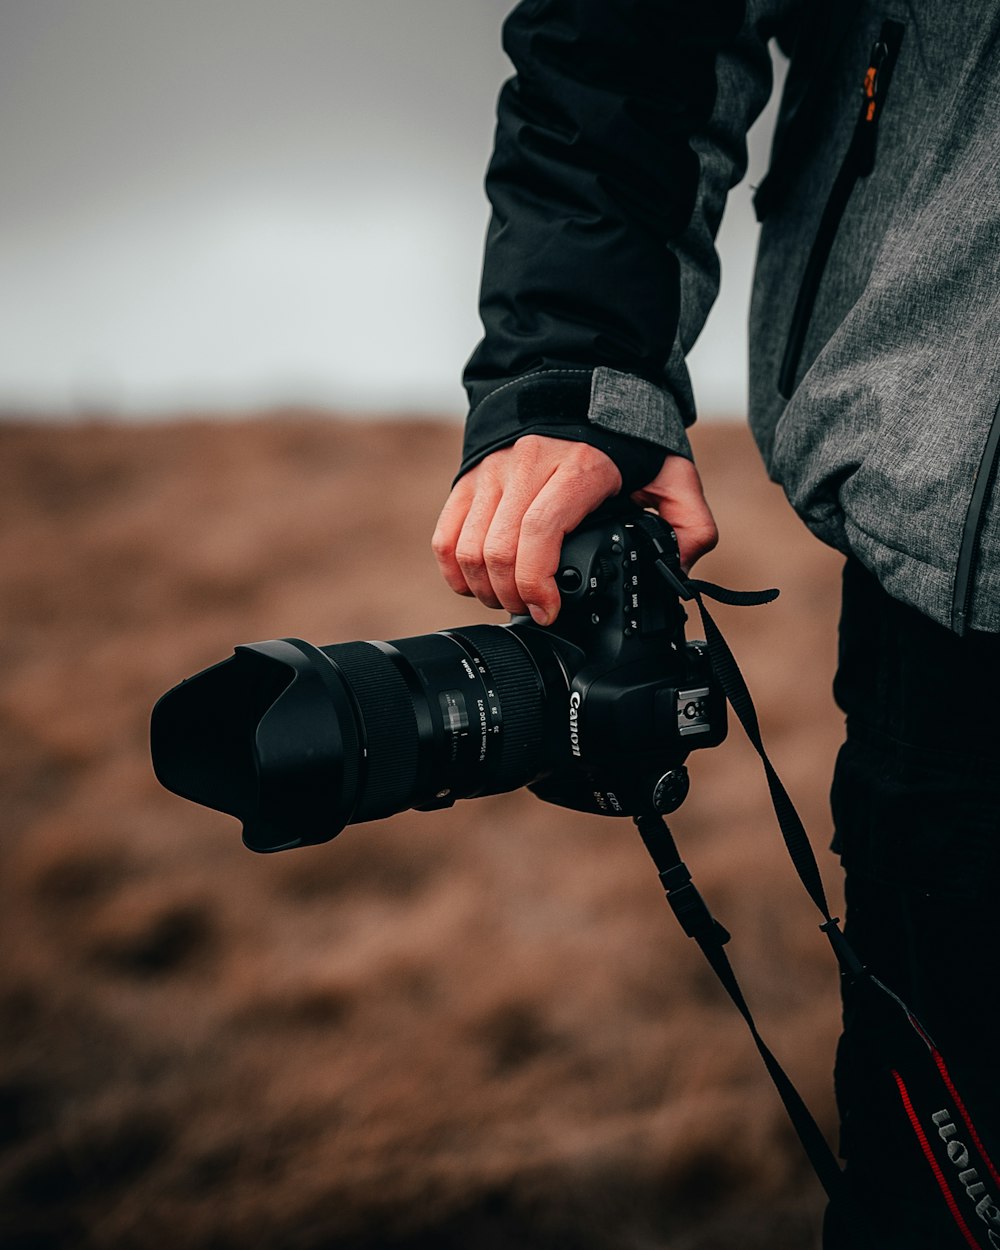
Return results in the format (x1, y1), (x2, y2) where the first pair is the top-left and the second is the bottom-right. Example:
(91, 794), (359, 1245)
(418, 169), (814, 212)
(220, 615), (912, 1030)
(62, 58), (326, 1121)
(688, 577), (779, 608)
(820, 917), (866, 978)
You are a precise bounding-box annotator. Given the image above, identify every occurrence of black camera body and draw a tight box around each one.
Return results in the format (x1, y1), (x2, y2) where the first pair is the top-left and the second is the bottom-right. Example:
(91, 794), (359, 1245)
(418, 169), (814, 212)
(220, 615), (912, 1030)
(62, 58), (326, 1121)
(514, 507), (726, 819)
(151, 505), (726, 851)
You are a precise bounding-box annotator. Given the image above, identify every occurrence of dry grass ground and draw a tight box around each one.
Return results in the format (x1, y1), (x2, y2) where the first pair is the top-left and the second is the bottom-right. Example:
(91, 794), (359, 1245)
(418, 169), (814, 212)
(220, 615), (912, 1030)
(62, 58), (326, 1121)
(0, 415), (845, 1249)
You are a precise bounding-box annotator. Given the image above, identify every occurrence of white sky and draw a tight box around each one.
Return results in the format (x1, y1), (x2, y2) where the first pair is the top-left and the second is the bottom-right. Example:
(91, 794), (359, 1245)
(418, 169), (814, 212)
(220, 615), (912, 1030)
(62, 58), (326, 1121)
(0, 1), (780, 419)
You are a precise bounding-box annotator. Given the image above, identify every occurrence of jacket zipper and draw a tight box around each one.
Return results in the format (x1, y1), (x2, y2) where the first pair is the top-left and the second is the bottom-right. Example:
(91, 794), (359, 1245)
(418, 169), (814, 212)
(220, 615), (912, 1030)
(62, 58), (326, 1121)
(778, 20), (905, 399)
(952, 397), (1000, 634)
(752, 0), (867, 224)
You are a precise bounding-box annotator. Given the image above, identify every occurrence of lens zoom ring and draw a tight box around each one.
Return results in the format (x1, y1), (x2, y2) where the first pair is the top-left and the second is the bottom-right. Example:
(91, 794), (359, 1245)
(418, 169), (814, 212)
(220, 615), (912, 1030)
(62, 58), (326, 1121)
(450, 627), (545, 786)
(322, 641), (419, 823)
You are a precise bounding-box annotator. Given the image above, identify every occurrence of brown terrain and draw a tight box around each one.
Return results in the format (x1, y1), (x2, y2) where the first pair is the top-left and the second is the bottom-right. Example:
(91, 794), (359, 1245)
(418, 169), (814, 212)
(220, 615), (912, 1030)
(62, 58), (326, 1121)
(0, 416), (847, 1250)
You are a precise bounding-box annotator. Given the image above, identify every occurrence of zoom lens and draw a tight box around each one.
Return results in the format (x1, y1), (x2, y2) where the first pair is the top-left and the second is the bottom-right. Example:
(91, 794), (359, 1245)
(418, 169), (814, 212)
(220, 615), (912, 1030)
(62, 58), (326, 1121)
(150, 625), (560, 852)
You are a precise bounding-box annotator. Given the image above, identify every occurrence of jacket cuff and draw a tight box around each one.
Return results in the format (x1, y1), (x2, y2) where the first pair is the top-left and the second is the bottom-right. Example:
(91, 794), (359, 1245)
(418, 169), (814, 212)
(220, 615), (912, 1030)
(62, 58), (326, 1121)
(589, 366), (693, 460)
(458, 368), (689, 493)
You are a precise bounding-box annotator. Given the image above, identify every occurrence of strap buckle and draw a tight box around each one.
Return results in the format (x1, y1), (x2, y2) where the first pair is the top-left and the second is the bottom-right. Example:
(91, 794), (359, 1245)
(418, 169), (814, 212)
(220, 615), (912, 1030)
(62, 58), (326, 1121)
(819, 917), (865, 978)
(660, 862), (730, 946)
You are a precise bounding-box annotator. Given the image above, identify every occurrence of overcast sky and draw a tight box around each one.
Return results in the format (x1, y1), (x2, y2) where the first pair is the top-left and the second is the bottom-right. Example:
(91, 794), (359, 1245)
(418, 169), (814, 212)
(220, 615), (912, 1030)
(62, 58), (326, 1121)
(0, 1), (781, 419)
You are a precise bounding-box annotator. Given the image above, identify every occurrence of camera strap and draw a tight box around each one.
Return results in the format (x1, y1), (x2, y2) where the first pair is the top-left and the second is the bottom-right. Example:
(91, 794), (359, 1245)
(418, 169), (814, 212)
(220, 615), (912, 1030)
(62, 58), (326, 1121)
(632, 572), (1000, 1246)
(632, 808), (864, 1226)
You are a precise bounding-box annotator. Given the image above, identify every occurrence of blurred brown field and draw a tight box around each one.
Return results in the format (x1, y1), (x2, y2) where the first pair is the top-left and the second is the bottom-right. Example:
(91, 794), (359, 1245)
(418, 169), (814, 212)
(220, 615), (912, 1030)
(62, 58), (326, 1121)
(0, 416), (846, 1250)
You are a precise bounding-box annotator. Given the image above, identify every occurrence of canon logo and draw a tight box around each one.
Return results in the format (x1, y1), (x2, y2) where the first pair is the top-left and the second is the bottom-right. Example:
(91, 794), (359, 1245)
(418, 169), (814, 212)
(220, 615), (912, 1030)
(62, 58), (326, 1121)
(569, 691), (582, 757)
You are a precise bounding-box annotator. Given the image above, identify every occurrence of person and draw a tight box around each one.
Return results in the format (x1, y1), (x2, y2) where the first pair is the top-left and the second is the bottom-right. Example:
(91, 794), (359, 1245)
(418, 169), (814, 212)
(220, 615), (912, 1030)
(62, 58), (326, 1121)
(431, 1), (1000, 1246)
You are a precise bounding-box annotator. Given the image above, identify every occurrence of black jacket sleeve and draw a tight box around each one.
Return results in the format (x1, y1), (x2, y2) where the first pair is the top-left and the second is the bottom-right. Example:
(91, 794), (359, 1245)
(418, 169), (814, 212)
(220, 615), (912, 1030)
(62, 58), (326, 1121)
(458, 0), (777, 491)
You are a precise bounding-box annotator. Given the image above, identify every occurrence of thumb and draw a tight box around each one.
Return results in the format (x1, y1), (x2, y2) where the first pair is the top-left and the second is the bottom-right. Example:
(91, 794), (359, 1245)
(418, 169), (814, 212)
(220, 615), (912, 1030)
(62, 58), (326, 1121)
(631, 453), (719, 573)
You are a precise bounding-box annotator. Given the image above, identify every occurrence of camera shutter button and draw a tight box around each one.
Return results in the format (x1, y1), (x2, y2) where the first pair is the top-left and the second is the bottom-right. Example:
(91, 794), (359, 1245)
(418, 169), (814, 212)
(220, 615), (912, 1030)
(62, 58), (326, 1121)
(558, 567), (583, 593)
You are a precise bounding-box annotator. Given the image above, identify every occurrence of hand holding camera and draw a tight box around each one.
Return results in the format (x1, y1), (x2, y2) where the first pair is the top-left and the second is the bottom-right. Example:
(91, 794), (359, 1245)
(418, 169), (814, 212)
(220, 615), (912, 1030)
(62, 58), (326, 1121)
(151, 500), (726, 851)
(154, 463), (942, 1233)
(432, 435), (718, 625)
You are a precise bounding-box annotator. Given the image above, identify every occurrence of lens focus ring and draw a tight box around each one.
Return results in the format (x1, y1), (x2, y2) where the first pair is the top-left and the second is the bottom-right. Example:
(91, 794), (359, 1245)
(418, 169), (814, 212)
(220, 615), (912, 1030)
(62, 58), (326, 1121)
(449, 626), (545, 790)
(322, 641), (419, 823)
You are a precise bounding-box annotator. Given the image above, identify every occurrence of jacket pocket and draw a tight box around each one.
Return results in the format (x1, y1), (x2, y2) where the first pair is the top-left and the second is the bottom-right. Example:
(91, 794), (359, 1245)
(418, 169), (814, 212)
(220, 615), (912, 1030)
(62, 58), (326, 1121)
(778, 19), (905, 399)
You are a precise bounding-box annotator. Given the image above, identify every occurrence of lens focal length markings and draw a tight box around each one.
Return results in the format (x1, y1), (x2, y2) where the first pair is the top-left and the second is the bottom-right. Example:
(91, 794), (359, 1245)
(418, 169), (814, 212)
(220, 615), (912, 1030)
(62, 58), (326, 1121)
(363, 630), (517, 809)
(436, 679), (495, 772)
(446, 627), (548, 795)
(439, 690), (469, 764)
(439, 635), (504, 780)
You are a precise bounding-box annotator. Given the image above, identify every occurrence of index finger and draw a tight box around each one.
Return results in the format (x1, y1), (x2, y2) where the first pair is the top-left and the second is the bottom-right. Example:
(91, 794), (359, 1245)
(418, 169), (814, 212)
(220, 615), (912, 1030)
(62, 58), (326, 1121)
(515, 468), (619, 625)
(431, 480), (475, 596)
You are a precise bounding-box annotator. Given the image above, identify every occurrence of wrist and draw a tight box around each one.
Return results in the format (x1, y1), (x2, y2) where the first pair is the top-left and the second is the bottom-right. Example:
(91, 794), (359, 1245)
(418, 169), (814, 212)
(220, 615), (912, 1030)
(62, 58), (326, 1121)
(458, 370), (666, 493)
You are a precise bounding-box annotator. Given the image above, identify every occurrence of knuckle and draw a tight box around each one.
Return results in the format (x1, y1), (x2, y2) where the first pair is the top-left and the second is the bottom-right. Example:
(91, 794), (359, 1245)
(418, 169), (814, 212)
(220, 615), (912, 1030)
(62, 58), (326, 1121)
(575, 443), (619, 473)
(478, 463), (505, 490)
(454, 542), (485, 572)
(430, 531), (453, 560)
(692, 522), (720, 551)
(556, 462), (588, 488)
(516, 570), (550, 602)
(515, 434), (546, 456)
(578, 443), (611, 468)
(512, 435), (560, 473)
(482, 539), (516, 573)
(519, 508), (556, 539)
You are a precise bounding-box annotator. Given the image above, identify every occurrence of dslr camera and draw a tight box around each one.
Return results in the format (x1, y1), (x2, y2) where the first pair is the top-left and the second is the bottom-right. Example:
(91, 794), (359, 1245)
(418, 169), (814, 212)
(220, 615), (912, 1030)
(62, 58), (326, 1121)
(151, 504), (726, 851)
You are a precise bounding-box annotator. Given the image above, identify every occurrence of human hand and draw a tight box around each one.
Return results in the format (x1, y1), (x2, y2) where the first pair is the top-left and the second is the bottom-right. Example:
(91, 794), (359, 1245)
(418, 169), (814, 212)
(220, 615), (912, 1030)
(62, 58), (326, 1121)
(630, 451), (718, 574)
(432, 435), (717, 626)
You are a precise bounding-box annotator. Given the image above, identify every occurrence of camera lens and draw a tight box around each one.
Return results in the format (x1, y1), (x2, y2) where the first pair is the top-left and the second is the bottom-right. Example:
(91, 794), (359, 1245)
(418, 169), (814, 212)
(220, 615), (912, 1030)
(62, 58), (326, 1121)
(150, 625), (558, 852)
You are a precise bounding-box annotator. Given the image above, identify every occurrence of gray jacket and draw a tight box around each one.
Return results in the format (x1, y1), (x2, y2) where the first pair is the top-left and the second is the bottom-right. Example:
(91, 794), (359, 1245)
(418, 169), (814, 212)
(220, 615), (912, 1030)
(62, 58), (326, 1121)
(463, 1), (1000, 634)
(748, 0), (1000, 635)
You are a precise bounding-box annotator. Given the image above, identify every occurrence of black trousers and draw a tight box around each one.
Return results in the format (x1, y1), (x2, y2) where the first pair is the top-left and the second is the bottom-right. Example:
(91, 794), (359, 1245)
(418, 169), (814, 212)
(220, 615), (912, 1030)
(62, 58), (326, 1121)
(823, 560), (1000, 1249)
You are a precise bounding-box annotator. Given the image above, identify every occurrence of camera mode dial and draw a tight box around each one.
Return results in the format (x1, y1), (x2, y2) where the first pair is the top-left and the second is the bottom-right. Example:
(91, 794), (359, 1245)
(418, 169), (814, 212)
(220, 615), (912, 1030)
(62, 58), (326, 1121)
(652, 767), (690, 814)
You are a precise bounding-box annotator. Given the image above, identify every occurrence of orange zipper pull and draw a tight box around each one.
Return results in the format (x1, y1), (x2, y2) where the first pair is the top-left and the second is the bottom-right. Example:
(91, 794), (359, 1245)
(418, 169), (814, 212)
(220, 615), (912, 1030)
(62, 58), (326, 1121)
(855, 24), (903, 174)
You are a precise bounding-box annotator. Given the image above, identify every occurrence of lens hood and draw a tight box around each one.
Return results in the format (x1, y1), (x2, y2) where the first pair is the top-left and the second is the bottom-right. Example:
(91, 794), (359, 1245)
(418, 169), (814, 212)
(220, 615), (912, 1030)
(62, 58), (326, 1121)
(151, 638), (361, 852)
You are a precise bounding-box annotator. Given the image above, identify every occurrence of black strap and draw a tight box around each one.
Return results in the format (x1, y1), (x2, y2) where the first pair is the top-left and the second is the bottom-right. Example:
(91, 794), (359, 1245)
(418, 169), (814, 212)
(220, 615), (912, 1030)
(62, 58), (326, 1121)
(685, 577), (870, 978)
(624, 546), (986, 1244)
(636, 569), (888, 1235)
(689, 585), (837, 921)
(637, 565), (974, 1238)
(633, 810), (870, 1234)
